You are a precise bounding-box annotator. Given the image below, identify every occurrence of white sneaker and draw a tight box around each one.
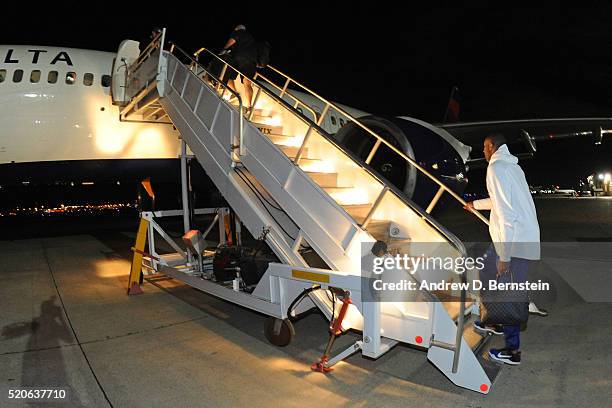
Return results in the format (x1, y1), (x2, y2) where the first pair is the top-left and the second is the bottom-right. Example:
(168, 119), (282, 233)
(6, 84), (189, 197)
(529, 302), (548, 317)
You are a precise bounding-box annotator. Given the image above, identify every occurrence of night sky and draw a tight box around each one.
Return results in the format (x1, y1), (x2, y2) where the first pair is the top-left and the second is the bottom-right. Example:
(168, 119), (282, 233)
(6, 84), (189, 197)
(1, 6), (611, 192)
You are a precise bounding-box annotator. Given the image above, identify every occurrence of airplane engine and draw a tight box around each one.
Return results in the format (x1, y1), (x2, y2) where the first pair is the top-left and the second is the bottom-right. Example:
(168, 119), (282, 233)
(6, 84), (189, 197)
(334, 115), (469, 209)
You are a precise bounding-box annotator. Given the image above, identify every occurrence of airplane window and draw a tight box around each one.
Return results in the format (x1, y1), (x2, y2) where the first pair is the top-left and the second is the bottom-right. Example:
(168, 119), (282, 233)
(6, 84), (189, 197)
(101, 75), (112, 87)
(30, 70), (41, 83)
(0, 69), (5, 83)
(66, 72), (76, 85)
(330, 116), (337, 126)
(48, 71), (58, 84)
(13, 70), (23, 83)
(339, 118), (346, 126)
(83, 73), (94, 86)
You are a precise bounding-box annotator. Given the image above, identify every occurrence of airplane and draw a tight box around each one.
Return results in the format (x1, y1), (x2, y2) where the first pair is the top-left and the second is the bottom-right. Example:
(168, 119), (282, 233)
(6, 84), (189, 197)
(0, 45), (182, 163)
(1, 42), (610, 211)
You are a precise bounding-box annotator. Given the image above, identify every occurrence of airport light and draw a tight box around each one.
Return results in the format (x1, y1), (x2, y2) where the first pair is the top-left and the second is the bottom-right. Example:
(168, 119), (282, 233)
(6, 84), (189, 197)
(599, 174), (605, 180)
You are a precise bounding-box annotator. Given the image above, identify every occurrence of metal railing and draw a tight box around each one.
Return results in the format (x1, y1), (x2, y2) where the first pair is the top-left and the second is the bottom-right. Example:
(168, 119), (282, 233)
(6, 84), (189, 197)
(162, 38), (475, 370)
(194, 48), (319, 123)
(183, 45), (469, 254)
(120, 29), (171, 123)
(131, 29), (165, 74)
(169, 43), (244, 160)
(260, 64), (490, 226)
(193, 47), (489, 226)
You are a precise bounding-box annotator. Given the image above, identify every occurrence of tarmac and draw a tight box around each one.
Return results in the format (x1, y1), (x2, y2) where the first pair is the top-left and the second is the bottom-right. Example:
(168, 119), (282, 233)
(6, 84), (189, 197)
(1, 197), (611, 407)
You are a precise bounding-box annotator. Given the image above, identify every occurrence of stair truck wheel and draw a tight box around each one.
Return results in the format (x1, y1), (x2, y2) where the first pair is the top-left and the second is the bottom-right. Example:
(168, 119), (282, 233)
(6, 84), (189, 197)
(264, 317), (295, 347)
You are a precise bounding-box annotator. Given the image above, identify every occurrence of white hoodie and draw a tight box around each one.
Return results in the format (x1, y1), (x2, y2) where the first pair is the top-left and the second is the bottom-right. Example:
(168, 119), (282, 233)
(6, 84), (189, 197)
(473, 144), (541, 261)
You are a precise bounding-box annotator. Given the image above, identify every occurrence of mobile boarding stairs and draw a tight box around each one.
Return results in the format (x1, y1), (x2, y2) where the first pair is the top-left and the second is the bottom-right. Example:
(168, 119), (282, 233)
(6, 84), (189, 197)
(113, 30), (499, 394)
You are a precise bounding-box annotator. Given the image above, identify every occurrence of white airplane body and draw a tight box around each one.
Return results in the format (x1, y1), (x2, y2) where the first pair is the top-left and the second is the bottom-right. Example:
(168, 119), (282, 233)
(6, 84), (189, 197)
(1, 43), (608, 203)
(0, 45), (180, 165)
(0, 44), (470, 167)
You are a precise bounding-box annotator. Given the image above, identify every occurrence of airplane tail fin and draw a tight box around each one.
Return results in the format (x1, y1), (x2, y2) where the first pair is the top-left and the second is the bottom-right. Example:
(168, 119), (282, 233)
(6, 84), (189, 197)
(443, 86), (460, 123)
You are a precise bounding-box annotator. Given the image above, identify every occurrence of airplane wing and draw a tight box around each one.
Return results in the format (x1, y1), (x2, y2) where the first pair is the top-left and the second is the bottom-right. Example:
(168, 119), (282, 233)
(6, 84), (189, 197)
(439, 118), (612, 168)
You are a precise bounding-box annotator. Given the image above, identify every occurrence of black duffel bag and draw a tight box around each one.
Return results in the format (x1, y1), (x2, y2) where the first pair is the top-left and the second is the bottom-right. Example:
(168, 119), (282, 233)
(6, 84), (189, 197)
(480, 269), (529, 326)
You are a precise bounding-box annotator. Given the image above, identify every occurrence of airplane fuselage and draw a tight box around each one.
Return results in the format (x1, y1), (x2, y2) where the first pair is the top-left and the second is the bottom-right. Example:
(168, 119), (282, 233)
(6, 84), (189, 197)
(0, 44), (472, 208)
(0, 45), (180, 165)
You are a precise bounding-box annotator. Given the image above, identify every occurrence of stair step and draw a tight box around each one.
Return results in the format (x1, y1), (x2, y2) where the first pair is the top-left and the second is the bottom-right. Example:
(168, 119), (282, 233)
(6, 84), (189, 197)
(462, 316), (489, 352)
(306, 172), (338, 187)
(269, 134), (300, 145)
(366, 220), (397, 241)
(441, 300), (474, 322)
(342, 203), (372, 223)
(323, 187), (370, 206)
(252, 114), (275, 122)
(366, 220), (412, 255)
(252, 122), (283, 135)
(252, 108), (272, 117)
(274, 154), (322, 167)
(365, 221), (412, 254)
(280, 145), (309, 157)
(476, 341), (503, 383)
(295, 157), (321, 166)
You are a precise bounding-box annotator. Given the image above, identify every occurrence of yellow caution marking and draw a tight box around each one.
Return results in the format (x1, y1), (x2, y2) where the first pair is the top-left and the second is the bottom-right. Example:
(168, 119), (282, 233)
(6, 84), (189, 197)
(128, 217), (149, 294)
(292, 269), (330, 283)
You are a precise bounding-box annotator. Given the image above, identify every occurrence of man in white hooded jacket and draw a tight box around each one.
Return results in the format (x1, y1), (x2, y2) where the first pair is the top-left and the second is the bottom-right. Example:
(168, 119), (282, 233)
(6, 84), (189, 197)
(465, 134), (540, 365)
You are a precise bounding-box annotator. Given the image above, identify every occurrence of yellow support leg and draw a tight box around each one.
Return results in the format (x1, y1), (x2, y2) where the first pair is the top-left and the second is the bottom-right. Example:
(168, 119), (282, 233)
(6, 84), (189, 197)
(128, 217), (149, 295)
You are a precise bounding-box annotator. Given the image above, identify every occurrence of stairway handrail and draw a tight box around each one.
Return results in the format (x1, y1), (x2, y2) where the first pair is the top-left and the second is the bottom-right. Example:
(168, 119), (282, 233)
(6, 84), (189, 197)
(171, 45), (467, 254)
(194, 48), (319, 123)
(169, 44), (245, 157)
(166, 41), (471, 367)
(131, 29), (165, 77)
(193, 47), (488, 226)
(263, 64), (490, 226)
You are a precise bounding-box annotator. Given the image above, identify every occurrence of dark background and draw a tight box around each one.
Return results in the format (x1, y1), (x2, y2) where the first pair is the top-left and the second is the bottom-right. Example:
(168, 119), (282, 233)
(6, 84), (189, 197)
(1, 5), (611, 212)
(3, 6), (612, 120)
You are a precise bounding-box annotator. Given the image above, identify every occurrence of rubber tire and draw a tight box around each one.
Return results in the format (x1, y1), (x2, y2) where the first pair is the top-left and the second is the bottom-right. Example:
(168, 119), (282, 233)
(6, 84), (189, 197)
(264, 317), (295, 347)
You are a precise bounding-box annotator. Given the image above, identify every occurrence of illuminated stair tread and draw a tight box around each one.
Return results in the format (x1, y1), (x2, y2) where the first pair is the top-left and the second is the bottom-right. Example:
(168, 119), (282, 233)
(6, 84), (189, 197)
(341, 203), (373, 223)
(323, 186), (370, 206)
(439, 299), (475, 322)
(252, 122), (283, 135)
(305, 171), (339, 187)
(366, 220), (396, 242)
(280, 145), (309, 157)
(268, 134), (300, 145)
(462, 316), (490, 351)
(122, 45), (498, 394)
(251, 114), (275, 122)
